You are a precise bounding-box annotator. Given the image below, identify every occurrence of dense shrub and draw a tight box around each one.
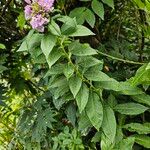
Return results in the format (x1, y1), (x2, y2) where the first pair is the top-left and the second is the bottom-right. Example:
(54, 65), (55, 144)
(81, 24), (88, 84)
(0, 0), (150, 149)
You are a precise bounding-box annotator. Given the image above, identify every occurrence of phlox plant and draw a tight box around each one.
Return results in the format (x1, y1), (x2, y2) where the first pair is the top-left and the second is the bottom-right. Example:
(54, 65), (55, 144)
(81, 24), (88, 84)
(0, 0), (150, 149)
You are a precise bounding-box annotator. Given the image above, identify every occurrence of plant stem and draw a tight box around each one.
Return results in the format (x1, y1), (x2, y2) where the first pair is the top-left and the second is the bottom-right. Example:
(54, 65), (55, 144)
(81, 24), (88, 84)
(96, 50), (145, 65)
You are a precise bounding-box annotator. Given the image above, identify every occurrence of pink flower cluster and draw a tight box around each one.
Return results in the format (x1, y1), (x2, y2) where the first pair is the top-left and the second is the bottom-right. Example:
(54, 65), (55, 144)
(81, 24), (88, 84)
(24, 0), (55, 32)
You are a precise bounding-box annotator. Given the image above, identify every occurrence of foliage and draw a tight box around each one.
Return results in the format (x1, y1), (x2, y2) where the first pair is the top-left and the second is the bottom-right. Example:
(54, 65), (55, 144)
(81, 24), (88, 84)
(0, 0), (150, 149)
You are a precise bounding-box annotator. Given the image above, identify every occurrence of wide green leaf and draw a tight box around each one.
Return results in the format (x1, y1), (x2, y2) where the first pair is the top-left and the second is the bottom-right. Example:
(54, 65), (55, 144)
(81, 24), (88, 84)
(113, 137), (135, 150)
(69, 41), (97, 56)
(133, 135), (150, 149)
(102, 104), (116, 143)
(78, 112), (92, 133)
(102, 0), (114, 9)
(85, 67), (113, 81)
(69, 7), (86, 25)
(41, 34), (57, 58)
(85, 8), (96, 28)
(63, 63), (74, 79)
(114, 103), (148, 115)
(132, 94), (150, 106)
(69, 25), (95, 37)
(86, 92), (103, 130)
(48, 20), (61, 36)
(124, 123), (150, 134)
(69, 75), (82, 98)
(92, 0), (104, 20)
(0, 43), (6, 49)
(47, 48), (63, 68)
(131, 63), (150, 85)
(76, 83), (89, 113)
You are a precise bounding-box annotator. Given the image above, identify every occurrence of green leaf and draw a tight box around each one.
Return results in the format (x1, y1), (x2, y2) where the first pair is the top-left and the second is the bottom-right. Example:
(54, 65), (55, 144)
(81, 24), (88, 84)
(85, 8), (96, 28)
(69, 7), (86, 25)
(47, 48), (63, 68)
(0, 65), (7, 73)
(92, 0), (104, 20)
(131, 63), (150, 85)
(133, 134), (150, 149)
(44, 64), (65, 77)
(76, 83), (89, 113)
(114, 103), (148, 115)
(41, 34), (57, 58)
(54, 84), (69, 99)
(49, 76), (67, 88)
(102, 0), (114, 9)
(0, 43), (6, 49)
(17, 12), (26, 30)
(86, 92), (103, 130)
(77, 56), (103, 68)
(124, 123), (150, 134)
(59, 16), (77, 35)
(63, 63), (74, 79)
(48, 20), (61, 36)
(78, 112), (92, 132)
(69, 25), (95, 37)
(102, 104), (116, 143)
(69, 75), (82, 98)
(17, 32), (43, 52)
(65, 103), (76, 127)
(132, 94), (150, 106)
(113, 137), (135, 150)
(85, 67), (113, 81)
(101, 133), (114, 150)
(69, 41), (97, 56)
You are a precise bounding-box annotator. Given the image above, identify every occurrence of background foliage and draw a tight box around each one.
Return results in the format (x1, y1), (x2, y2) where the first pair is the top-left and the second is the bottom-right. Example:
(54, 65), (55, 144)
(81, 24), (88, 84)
(0, 0), (150, 149)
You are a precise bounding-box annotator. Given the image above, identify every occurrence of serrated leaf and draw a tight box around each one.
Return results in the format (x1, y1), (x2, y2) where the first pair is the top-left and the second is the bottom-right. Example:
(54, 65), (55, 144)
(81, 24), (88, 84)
(41, 34), (57, 58)
(133, 135), (150, 149)
(86, 92), (103, 130)
(92, 0), (104, 20)
(102, 0), (114, 9)
(76, 83), (89, 113)
(69, 75), (82, 98)
(69, 41), (97, 56)
(124, 123), (150, 134)
(69, 25), (95, 37)
(114, 103), (148, 115)
(102, 104), (116, 143)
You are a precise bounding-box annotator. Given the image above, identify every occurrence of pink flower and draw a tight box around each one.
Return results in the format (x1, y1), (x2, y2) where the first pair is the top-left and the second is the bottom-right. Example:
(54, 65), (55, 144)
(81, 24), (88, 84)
(30, 14), (49, 32)
(25, 0), (31, 4)
(24, 0), (55, 32)
(24, 5), (32, 19)
(37, 0), (55, 12)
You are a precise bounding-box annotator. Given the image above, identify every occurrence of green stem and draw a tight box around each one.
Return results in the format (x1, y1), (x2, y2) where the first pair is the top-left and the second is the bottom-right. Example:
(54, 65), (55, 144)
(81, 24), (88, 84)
(60, 39), (99, 93)
(96, 50), (145, 65)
